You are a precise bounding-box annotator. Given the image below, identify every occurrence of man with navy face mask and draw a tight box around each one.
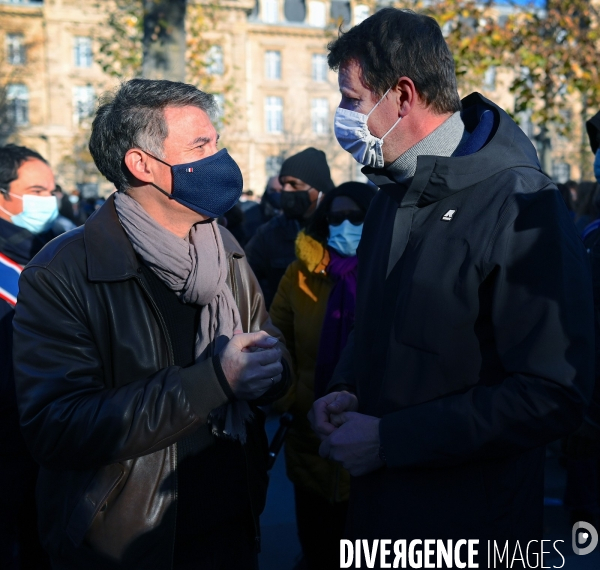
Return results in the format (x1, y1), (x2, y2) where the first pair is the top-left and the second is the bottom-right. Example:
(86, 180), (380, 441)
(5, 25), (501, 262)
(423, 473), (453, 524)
(309, 8), (594, 564)
(12, 79), (291, 570)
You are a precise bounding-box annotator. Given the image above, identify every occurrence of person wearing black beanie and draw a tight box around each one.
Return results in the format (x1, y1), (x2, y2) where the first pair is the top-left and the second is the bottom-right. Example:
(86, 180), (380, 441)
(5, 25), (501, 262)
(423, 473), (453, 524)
(245, 148), (334, 308)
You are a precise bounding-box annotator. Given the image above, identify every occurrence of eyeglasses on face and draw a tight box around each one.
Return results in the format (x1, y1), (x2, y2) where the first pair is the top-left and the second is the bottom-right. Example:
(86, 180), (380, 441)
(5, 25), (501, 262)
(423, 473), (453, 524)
(326, 210), (365, 226)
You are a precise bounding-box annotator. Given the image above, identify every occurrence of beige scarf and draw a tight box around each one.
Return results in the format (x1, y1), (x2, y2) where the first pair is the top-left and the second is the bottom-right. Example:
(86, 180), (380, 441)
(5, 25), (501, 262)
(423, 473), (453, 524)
(114, 191), (252, 442)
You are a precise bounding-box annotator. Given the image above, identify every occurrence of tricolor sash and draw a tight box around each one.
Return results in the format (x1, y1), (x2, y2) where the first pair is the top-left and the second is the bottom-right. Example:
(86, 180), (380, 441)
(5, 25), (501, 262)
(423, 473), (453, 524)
(0, 251), (23, 306)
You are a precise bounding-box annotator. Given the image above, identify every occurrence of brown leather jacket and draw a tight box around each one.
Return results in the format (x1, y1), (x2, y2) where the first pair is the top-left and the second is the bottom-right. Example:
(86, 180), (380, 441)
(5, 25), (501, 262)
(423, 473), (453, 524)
(13, 196), (290, 569)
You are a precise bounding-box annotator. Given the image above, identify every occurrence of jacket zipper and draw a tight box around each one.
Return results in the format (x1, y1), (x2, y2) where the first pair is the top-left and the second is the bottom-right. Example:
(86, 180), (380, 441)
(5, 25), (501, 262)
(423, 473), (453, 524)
(134, 275), (178, 569)
(228, 255), (261, 552)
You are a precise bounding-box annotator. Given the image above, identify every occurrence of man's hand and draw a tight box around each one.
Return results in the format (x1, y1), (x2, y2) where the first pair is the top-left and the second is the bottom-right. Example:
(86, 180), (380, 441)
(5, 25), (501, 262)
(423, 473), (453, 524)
(308, 391), (359, 440)
(319, 412), (384, 477)
(219, 331), (283, 400)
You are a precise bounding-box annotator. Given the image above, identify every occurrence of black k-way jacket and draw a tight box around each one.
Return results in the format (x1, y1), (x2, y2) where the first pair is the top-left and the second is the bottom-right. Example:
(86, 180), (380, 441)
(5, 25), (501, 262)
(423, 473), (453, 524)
(331, 93), (595, 548)
(12, 196), (291, 569)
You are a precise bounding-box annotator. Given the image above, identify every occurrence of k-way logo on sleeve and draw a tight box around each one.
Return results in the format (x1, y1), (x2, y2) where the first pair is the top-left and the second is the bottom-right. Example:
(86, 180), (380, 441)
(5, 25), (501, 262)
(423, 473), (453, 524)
(441, 209), (456, 221)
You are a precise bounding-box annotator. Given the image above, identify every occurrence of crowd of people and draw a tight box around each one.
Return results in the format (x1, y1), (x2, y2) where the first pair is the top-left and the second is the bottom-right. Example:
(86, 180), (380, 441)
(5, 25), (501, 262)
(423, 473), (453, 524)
(1, 6), (600, 570)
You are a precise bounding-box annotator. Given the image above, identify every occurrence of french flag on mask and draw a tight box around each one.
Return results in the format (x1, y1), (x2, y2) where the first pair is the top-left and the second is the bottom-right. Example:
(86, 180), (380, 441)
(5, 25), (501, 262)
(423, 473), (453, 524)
(186, 167), (193, 173)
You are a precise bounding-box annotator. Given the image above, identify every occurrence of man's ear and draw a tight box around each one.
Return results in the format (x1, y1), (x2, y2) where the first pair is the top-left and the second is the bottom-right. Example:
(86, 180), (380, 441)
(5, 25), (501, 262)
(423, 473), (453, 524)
(123, 149), (154, 185)
(394, 77), (417, 117)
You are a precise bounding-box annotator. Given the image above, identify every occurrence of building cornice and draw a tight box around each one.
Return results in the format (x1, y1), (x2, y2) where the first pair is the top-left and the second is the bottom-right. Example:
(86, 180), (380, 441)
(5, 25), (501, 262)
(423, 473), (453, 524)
(0, 5), (43, 17)
(247, 23), (335, 39)
(191, 0), (255, 11)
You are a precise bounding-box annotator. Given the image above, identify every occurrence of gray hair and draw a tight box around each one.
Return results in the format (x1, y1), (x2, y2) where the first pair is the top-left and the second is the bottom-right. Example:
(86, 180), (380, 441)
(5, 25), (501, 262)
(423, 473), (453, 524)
(89, 78), (217, 191)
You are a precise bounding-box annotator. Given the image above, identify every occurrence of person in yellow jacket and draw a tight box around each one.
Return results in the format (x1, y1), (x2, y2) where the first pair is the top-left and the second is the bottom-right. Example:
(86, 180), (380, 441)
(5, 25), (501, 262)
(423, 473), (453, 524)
(270, 182), (375, 570)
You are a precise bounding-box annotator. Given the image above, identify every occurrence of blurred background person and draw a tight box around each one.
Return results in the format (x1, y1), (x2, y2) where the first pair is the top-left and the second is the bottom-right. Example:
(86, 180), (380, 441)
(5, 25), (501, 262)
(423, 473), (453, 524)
(574, 180), (600, 234)
(566, 179), (579, 206)
(54, 185), (78, 226)
(260, 176), (283, 223)
(563, 110), (600, 528)
(270, 181), (375, 570)
(0, 144), (54, 570)
(51, 185), (77, 234)
(245, 148), (333, 308)
(556, 182), (575, 218)
(239, 190), (264, 246)
(220, 202), (246, 245)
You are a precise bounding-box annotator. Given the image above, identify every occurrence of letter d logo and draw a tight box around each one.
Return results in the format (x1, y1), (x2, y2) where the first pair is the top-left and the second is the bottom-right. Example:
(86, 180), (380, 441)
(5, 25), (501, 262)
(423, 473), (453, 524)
(572, 521), (598, 555)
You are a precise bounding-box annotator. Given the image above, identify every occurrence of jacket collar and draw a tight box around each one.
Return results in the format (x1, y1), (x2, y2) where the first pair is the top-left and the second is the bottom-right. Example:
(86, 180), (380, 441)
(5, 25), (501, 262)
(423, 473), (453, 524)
(84, 194), (246, 283)
(0, 217), (53, 266)
(84, 194), (140, 282)
(364, 93), (542, 207)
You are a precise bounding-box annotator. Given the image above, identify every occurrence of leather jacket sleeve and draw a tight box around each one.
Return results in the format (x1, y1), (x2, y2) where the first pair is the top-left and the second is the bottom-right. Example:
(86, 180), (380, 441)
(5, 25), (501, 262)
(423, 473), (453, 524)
(13, 265), (229, 471)
(231, 249), (293, 404)
(268, 262), (298, 412)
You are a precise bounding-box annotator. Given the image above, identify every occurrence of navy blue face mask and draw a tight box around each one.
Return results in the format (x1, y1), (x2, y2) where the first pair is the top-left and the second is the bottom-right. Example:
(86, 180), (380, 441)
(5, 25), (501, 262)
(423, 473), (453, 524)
(145, 148), (243, 218)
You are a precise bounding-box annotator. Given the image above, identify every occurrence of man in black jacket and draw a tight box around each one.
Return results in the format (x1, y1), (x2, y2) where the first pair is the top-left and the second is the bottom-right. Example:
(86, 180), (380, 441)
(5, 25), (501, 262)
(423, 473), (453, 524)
(245, 147), (333, 307)
(562, 110), (600, 527)
(12, 79), (290, 570)
(310, 8), (595, 565)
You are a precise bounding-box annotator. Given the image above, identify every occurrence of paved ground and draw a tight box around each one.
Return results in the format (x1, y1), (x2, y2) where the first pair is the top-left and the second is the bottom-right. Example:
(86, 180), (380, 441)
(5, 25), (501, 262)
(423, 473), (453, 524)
(259, 416), (600, 570)
(259, 416), (302, 570)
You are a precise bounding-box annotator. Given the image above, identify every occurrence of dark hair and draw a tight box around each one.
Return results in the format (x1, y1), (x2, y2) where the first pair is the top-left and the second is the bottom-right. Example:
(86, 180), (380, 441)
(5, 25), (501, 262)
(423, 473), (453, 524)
(89, 79), (217, 192)
(0, 144), (47, 195)
(327, 8), (461, 115)
(307, 181), (376, 242)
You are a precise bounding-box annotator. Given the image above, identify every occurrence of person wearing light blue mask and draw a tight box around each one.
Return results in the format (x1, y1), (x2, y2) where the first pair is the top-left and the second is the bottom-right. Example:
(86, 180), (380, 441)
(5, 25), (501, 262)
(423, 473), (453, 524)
(327, 218), (363, 257)
(270, 181), (374, 570)
(0, 152), (58, 235)
(0, 143), (58, 569)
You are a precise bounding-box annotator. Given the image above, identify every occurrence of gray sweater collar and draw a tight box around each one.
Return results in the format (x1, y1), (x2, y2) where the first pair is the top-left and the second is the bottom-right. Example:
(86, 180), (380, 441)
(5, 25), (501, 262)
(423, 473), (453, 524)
(387, 111), (466, 184)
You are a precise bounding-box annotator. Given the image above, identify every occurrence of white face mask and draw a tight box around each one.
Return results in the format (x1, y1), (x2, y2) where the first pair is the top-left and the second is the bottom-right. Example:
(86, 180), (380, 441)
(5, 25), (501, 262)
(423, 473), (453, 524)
(333, 88), (402, 169)
(0, 193), (59, 234)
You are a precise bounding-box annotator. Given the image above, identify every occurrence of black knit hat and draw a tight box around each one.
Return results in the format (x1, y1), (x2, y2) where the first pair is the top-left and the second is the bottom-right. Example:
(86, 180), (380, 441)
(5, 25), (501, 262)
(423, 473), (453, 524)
(587, 110), (600, 154)
(279, 147), (334, 194)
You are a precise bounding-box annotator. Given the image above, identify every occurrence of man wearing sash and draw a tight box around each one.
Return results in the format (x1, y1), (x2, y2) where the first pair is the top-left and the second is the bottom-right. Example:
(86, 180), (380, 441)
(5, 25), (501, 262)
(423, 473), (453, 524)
(0, 144), (56, 569)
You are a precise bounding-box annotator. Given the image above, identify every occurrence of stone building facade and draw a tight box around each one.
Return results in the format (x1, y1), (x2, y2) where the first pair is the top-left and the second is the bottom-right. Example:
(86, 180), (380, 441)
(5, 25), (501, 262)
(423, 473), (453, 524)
(0, 0), (119, 195)
(0, 0), (589, 196)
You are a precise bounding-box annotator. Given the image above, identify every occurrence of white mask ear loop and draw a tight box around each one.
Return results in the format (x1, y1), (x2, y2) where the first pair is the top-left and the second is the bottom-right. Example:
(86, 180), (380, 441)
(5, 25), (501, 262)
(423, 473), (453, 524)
(0, 192), (22, 217)
(365, 87), (401, 141)
(381, 116), (402, 141)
